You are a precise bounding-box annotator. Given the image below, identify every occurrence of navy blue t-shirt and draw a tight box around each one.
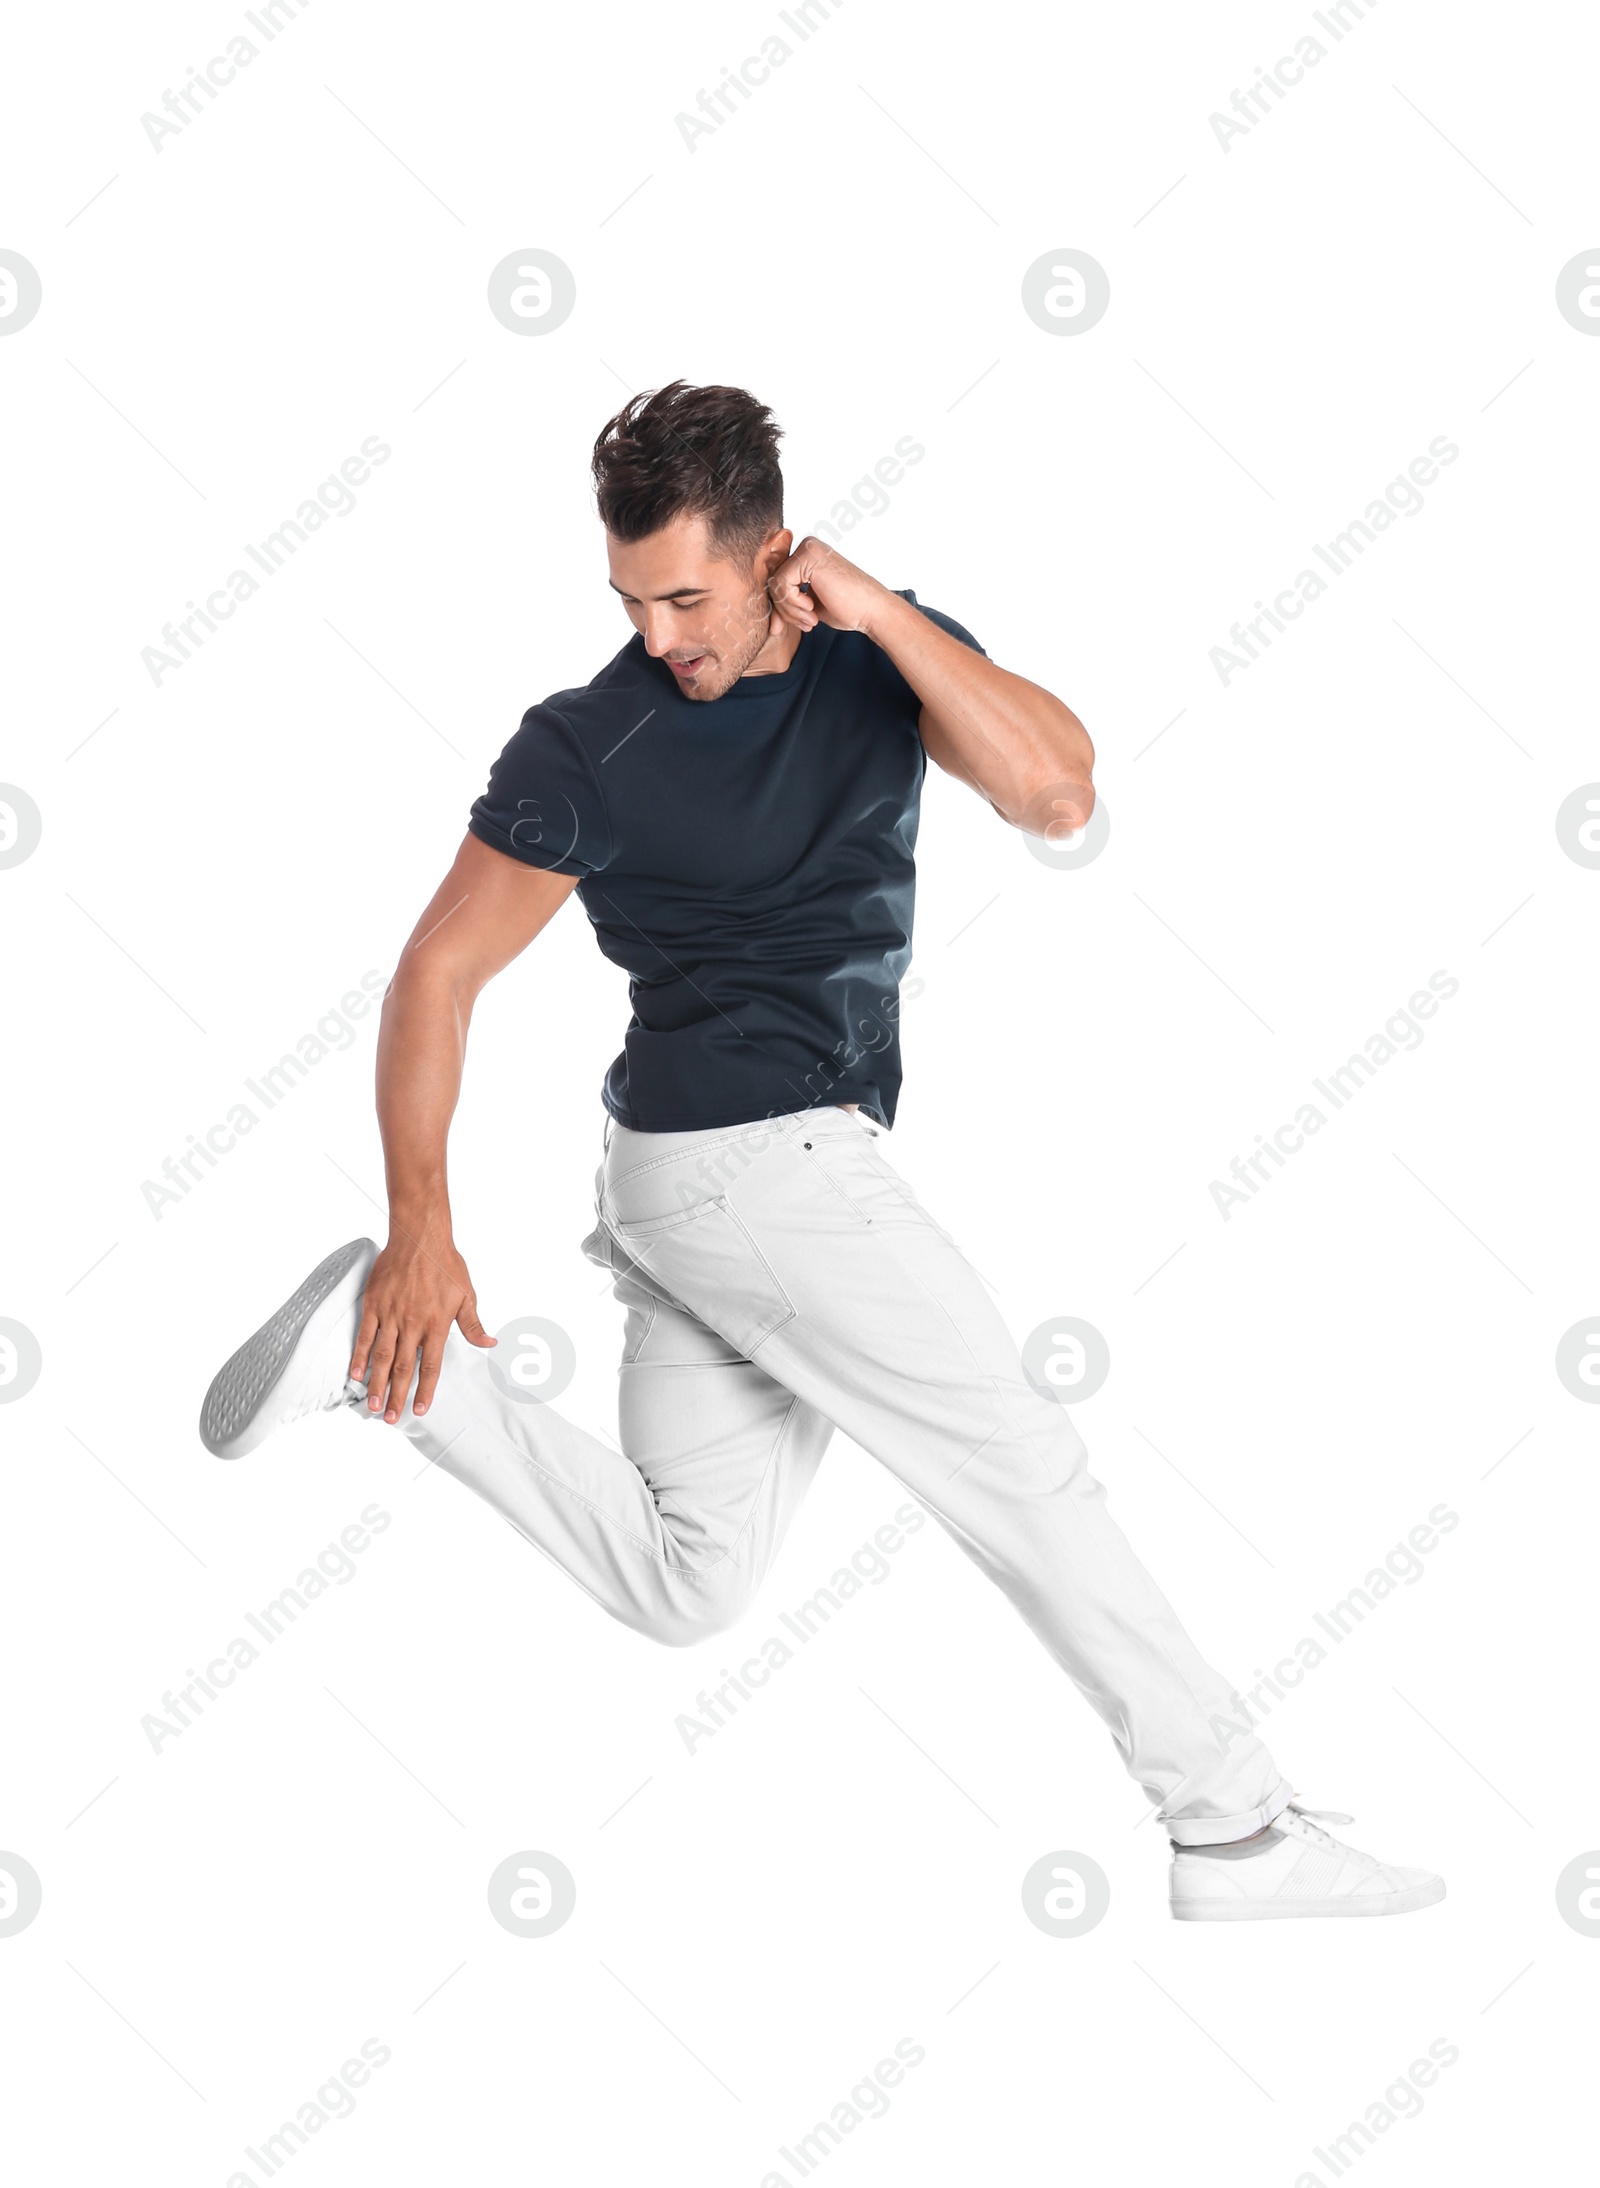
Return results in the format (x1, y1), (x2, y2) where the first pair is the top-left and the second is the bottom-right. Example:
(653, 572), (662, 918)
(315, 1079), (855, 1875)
(468, 591), (984, 1132)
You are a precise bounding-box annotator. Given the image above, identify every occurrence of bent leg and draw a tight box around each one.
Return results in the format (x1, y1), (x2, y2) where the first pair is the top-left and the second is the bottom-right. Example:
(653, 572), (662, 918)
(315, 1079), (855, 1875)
(390, 1220), (832, 1645)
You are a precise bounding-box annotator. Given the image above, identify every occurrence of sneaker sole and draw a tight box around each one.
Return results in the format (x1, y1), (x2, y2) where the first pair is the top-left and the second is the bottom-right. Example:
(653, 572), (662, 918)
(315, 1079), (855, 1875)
(199, 1239), (376, 1459)
(1171, 1876), (1445, 1920)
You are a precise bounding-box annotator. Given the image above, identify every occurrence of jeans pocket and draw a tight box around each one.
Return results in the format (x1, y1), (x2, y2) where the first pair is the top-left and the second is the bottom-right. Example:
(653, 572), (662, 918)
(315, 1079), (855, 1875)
(608, 1194), (796, 1360)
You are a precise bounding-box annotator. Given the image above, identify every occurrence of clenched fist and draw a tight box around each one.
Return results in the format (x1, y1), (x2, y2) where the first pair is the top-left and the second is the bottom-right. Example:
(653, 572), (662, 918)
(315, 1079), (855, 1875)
(766, 537), (894, 640)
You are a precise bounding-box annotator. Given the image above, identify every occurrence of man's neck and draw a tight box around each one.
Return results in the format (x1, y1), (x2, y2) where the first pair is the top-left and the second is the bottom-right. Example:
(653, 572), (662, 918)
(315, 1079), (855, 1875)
(740, 617), (805, 679)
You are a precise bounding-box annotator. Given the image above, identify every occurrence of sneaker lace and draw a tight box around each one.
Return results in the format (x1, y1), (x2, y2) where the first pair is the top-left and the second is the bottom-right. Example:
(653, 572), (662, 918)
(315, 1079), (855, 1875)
(1285, 1802), (1354, 1852)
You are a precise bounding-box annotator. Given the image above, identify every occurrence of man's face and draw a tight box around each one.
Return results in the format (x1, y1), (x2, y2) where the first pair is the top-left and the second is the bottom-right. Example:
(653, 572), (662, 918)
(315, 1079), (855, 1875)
(607, 513), (791, 701)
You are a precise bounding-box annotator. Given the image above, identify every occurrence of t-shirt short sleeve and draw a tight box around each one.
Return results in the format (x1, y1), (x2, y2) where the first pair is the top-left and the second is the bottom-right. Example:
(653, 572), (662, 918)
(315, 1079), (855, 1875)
(468, 704), (613, 877)
(899, 589), (986, 658)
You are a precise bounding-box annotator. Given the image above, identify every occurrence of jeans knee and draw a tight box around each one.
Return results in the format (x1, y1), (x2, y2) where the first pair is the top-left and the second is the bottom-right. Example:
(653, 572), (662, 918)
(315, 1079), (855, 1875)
(638, 1573), (751, 1647)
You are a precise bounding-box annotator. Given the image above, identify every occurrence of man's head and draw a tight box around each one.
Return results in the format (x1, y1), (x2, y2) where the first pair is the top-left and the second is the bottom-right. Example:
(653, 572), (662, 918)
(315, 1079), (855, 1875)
(593, 380), (792, 700)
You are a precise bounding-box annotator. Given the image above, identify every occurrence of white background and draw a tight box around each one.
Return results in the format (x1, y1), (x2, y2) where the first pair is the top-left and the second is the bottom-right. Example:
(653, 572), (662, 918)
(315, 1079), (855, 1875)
(3, 0), (1597, 2180)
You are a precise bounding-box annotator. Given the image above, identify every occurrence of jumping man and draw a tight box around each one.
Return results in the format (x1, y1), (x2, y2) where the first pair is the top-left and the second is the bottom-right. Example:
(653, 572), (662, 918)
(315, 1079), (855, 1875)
(201, 381), (1442, 1921)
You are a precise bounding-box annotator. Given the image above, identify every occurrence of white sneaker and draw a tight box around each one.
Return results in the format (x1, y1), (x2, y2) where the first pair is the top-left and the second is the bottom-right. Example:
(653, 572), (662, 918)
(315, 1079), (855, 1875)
(1169, 1804), (1445, 1921)
(199, 1239), (378, 1459)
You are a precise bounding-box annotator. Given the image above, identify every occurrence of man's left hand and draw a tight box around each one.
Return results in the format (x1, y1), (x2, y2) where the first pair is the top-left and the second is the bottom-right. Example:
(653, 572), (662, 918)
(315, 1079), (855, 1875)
(767, 537), (892, 640)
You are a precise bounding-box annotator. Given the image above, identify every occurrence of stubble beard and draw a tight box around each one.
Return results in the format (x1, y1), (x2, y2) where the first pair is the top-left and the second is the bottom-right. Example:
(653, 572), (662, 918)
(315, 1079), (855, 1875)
(678, 597), (771, 702)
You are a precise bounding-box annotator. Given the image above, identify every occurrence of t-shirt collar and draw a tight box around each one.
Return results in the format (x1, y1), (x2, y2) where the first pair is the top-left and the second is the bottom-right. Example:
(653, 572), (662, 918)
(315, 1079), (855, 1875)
(647, 625), (815, 702)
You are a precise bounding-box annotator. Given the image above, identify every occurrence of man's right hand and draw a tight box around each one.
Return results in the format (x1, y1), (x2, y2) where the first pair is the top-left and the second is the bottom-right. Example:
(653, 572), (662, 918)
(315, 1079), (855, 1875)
(357, 833), (577, 1424)
(350, 1228), (496, 1425)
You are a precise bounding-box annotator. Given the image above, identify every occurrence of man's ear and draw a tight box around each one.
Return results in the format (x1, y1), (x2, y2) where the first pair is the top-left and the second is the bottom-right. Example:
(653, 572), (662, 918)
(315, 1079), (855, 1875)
(757, 528), (794, 584)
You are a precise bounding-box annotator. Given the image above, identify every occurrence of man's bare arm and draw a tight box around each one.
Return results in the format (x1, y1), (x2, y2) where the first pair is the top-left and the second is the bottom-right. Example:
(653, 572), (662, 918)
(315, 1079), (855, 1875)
(887, 596), (1096, 839)
(766, 537), (1095, 839)
(351, 833), (580, 1423)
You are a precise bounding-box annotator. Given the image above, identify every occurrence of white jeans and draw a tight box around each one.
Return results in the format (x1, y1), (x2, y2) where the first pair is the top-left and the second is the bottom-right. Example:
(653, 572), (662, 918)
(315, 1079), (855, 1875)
(392, 1104), (1293, 1843)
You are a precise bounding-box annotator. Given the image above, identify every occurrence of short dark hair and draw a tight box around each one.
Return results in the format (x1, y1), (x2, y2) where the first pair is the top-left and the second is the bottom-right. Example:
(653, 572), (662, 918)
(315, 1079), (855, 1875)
(592, 380), (784, 565)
